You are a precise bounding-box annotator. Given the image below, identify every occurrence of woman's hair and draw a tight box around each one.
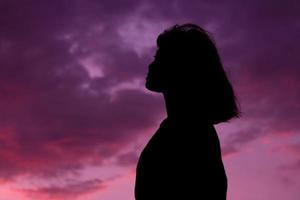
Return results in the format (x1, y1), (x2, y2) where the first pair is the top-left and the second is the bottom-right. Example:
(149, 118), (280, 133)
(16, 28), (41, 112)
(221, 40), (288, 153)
(156, 23), (241, 124)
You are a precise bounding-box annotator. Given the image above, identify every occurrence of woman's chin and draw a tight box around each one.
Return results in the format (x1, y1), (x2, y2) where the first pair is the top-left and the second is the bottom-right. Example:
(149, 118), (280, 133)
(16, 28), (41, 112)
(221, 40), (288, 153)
(145, 80), (164, 93)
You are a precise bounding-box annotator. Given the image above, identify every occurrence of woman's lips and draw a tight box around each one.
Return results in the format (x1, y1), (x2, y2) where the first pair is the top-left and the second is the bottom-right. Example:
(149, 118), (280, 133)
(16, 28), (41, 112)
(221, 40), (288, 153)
(146, 75), (150, 81)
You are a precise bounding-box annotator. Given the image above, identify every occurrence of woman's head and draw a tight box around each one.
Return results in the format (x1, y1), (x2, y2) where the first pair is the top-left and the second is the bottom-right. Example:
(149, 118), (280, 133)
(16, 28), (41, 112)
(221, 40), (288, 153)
(145, 23), (240, 124)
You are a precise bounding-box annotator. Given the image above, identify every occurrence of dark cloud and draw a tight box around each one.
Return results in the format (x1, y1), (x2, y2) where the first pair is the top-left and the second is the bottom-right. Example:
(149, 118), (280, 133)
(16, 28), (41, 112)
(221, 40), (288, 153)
(0, 0), (300, 199)
(0, 0), (164, 183)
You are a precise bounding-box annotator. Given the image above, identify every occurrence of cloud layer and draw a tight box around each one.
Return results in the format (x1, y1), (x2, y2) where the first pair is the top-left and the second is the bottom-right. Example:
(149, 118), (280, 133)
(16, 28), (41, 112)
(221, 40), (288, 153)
(0, 0), (299, 199)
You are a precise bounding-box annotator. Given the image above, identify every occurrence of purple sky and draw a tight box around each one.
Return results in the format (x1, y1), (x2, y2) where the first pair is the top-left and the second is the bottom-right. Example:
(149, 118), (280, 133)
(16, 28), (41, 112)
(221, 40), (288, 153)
(0, 0), (300, 199)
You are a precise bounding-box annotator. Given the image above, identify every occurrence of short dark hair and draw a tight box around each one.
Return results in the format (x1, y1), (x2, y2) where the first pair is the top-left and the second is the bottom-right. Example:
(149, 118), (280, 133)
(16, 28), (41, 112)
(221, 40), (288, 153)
(157, 23), (241, 124)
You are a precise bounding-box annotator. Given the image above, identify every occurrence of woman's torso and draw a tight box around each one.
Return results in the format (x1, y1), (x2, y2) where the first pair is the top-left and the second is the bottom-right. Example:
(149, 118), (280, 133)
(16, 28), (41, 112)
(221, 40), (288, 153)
(135, 118), (227, 199)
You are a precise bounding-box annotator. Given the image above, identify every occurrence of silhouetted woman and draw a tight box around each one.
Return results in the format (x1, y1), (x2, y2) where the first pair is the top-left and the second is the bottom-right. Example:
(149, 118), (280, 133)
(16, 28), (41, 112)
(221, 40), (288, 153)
(135, 24), (240, 200)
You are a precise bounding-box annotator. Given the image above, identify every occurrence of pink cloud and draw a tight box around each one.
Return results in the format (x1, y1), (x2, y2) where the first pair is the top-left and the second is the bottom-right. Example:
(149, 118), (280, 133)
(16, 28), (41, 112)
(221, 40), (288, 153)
(18, 179), (106, 200)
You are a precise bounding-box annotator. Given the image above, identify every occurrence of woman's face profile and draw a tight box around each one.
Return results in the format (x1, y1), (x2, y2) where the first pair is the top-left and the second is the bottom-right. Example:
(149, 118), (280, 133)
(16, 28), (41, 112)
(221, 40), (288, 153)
(145, 47), (169, 93)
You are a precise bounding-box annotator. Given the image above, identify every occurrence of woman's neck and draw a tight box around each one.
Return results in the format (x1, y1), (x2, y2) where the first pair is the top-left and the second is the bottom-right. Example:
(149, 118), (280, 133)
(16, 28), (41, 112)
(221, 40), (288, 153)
(163, 92), (210, 124)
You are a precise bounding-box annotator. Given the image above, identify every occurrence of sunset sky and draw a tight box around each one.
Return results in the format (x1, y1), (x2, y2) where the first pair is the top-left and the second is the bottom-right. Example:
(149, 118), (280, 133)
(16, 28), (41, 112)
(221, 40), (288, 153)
(0, 0), (299, 200)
